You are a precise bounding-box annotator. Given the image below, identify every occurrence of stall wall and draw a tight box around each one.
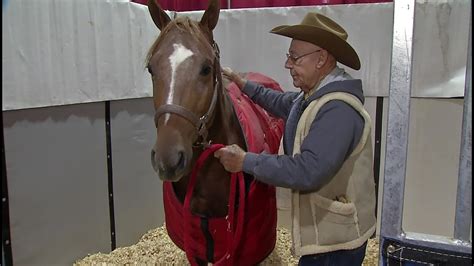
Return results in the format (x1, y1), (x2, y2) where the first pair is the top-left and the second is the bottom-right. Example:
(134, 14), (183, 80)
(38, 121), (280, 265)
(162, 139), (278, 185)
(109, 98), (164, 247)
(403, 98), (465, 237)
(3, 96), (466, 264)
(2, 1), (470, 111)
(3, 103), (111, 265)
(3, 99), (166, 264)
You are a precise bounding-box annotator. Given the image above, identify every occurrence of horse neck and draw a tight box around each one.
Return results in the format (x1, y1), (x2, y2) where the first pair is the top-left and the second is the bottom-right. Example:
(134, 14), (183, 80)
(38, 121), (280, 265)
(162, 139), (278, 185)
(209, 75), (246, 148)
(178, 73), (245, 217)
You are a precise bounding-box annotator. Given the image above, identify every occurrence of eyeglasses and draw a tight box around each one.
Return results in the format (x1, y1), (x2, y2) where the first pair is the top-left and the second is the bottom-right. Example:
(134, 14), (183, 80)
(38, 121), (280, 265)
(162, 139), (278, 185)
(286, 50), (321, 65)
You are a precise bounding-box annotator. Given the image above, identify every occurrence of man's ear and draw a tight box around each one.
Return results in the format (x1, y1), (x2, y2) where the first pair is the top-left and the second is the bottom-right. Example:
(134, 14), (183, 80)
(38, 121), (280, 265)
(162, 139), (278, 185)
(317, 50), (329, 68)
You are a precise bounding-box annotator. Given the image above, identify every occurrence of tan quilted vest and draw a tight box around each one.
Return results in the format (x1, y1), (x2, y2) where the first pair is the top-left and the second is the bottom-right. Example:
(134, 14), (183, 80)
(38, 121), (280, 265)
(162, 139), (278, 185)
(290, 92), (376, 256)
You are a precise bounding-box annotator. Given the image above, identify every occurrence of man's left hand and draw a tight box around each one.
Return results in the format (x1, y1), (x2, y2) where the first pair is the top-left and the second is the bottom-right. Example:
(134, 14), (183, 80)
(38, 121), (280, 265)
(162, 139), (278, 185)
(214, 144), (246, 173)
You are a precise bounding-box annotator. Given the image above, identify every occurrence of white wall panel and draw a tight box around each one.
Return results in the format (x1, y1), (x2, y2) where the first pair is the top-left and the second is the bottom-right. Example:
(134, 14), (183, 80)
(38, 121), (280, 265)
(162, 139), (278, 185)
(3, 103), (110, 265)
(402, 98), (465, 237)
(109, 98), (164, 247)
(3, 1), (469, 111)
(411, 0), (470, 97)
(2, 0), (158, 111)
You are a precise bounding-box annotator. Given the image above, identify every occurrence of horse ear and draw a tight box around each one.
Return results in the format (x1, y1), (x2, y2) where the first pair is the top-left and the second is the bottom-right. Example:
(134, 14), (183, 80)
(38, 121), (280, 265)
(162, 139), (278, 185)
(148, 0), (171, 30)
(199, 0), (220, 32)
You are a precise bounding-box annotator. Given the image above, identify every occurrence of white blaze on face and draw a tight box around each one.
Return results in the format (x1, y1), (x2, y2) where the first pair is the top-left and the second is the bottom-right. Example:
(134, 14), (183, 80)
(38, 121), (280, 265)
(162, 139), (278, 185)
(165, 43), (194, 124)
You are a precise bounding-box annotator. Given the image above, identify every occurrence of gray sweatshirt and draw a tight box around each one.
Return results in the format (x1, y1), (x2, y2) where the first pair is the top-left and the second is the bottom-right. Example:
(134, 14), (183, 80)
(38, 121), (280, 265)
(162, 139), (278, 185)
(241, 67), (365, 192)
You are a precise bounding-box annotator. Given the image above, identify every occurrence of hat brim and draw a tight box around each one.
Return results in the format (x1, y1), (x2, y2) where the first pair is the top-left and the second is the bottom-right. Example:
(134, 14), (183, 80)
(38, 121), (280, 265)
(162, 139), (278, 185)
(271, 25), (361, 70)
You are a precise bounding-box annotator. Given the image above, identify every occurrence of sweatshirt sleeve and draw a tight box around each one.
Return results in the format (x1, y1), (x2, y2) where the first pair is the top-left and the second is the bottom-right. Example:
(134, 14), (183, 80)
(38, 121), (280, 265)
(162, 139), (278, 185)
(242, 80), (299, 120)
(242, 100), (365, 191)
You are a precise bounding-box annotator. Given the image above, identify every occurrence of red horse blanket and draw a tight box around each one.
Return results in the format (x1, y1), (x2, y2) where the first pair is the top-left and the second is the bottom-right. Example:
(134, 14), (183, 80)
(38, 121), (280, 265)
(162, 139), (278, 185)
(163, 72), (284, 264)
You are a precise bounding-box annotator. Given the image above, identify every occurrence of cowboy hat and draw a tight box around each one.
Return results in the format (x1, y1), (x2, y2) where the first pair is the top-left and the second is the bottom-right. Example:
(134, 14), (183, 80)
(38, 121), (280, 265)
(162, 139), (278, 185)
(270, 12), (361, 70)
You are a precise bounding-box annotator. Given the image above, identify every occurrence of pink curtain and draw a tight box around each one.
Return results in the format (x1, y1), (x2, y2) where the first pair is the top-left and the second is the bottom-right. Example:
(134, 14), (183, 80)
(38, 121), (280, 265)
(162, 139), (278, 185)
(231, 0), (391, 9)
(132, 0), (229, 11)
(132, 0), (391, 11)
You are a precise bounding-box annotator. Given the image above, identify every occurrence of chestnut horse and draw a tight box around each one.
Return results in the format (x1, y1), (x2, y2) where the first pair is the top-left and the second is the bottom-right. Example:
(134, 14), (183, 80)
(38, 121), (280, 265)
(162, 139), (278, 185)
(146, 0), (283, 264)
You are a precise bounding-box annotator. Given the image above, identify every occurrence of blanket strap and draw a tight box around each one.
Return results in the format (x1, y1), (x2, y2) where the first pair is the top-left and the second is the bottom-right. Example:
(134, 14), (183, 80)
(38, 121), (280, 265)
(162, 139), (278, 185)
(183, 144), (246, 266)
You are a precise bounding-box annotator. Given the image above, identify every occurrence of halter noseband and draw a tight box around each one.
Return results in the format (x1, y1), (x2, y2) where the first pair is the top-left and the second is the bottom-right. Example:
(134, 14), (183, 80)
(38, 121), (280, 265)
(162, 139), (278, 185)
(154, 42), (222, 149)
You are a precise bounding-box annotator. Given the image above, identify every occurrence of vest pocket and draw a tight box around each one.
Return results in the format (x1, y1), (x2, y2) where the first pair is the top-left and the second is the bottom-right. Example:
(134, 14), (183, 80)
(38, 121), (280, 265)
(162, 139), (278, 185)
(310, 194), (359, 245)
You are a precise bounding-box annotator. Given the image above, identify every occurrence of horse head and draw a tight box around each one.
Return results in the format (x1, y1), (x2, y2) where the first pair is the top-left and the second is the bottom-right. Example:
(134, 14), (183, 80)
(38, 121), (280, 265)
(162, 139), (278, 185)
(146, 0), (221, 182)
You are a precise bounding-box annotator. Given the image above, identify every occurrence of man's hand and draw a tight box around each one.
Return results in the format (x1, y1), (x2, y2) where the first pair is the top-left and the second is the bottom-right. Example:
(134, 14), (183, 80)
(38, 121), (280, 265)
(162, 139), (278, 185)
(214, 144), (246, 173)
(222, 67), (246, 90)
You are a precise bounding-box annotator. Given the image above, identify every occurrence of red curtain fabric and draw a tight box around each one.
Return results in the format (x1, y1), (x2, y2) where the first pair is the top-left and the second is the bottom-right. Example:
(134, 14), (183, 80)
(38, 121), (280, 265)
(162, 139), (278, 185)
(230, 0), (391, 9)
(132, 0), (229, 10)
(132, 0), (392, 11)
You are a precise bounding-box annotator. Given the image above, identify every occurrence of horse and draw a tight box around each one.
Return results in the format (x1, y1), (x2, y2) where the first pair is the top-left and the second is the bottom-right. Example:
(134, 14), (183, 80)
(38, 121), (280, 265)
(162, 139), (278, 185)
(146, 0), (284, 264)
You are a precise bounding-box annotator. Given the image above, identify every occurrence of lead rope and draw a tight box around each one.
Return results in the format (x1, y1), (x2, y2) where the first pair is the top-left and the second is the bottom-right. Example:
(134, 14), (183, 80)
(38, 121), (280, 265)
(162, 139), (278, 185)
(183, 144), (246, 266)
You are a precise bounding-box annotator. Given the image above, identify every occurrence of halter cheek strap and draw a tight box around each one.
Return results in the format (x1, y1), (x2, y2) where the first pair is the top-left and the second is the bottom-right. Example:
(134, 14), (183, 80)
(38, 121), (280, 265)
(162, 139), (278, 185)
(154, 79), (218, 145)
(154, 42), (221, 148)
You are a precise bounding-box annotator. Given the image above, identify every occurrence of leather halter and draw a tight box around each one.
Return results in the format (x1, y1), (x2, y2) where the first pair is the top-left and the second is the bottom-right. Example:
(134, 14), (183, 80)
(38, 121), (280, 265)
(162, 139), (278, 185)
(154, 42), (222, 148)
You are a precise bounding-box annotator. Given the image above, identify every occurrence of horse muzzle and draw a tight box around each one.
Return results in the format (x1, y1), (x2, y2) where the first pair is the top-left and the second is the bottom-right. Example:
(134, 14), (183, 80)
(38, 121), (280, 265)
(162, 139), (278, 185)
(151, 146), (189, 182)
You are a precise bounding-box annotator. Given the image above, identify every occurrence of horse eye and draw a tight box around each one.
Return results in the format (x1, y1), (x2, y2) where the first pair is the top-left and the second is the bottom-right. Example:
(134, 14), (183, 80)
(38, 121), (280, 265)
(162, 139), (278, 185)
(200, 65), (211, 76)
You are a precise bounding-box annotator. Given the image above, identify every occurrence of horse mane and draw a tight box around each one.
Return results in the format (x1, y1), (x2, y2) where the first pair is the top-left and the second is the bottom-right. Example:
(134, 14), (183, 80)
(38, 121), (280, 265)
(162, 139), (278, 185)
(145, 16), (212, 67)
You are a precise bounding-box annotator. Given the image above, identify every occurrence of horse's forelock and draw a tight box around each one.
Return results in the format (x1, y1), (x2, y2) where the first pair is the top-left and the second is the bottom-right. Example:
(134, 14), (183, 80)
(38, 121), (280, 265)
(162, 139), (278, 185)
(145, 17), (212, 68)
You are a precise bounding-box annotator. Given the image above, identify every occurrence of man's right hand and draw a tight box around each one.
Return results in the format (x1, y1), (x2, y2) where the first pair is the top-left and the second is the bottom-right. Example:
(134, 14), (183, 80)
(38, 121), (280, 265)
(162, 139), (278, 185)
(222, 67), (246, 90)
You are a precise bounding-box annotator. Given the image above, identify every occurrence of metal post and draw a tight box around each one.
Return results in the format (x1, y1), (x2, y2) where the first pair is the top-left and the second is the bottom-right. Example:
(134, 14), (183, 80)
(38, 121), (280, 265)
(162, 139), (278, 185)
(379, 0), (415, 240)
(454, 13), (472, 243)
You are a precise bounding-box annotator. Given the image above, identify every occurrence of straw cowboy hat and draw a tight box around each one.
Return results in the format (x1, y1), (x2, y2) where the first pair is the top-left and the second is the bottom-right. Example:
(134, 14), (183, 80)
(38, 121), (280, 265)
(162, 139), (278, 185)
(270, 12), (361, 70)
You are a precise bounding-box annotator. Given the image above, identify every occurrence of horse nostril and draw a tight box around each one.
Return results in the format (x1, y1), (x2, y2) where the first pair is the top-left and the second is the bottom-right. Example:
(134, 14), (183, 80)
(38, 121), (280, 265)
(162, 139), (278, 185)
(151, 149), (158, 171)
(177, 151), (185, 169)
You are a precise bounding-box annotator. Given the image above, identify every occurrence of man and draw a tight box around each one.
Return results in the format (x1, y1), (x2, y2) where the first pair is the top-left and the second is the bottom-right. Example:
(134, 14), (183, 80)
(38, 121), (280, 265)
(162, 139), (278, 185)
(215, 12), (376, 265)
